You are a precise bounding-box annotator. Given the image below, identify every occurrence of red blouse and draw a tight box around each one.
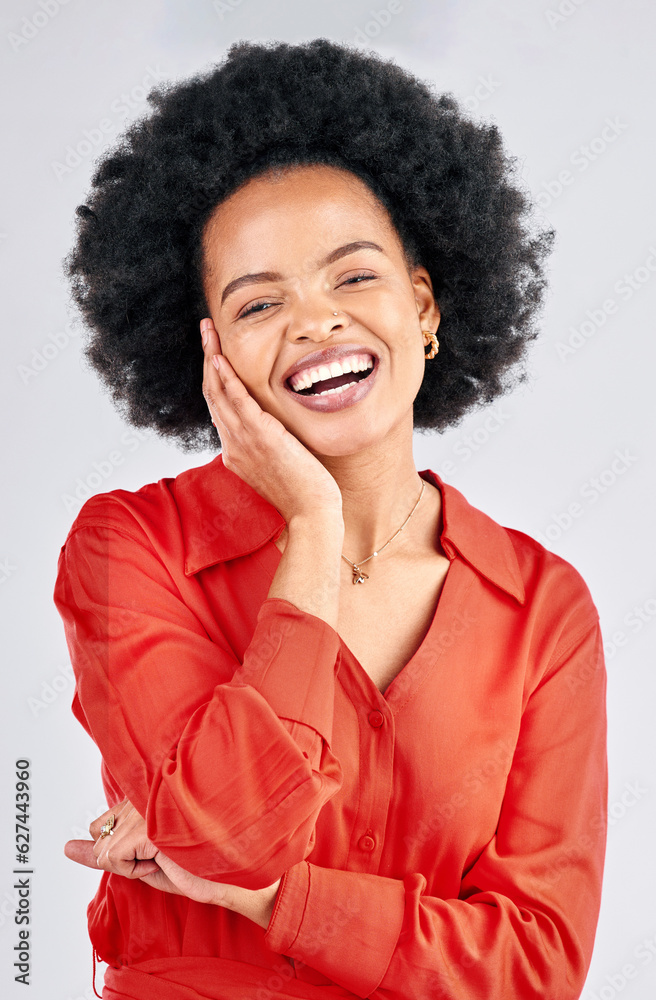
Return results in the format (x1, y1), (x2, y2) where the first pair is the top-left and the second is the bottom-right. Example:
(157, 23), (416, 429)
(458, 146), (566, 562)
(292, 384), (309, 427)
(53, 455), (608, 1000)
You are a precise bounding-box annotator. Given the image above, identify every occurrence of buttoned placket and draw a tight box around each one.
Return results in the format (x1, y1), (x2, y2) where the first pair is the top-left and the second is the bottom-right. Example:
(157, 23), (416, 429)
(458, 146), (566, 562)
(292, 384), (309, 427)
(333, 555), (478, 876)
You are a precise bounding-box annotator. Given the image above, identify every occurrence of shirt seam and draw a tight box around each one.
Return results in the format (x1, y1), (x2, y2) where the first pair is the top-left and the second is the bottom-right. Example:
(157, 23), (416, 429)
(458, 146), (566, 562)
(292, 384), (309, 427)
(64, 519), (151, 550)
(539, 614), (600, 686)
(286, 860), (311, 953)
(266, 864), (291, 941)
(371, 890), (407, 994)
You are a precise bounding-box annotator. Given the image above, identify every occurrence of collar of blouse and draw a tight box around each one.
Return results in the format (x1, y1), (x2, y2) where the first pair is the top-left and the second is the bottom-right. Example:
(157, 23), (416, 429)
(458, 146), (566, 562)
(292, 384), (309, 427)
(172, 454), (526, 605)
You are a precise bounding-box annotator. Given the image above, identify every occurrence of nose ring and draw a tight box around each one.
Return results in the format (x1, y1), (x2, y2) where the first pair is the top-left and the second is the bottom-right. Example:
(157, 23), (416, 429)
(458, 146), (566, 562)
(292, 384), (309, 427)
(333, 311), (338, 316)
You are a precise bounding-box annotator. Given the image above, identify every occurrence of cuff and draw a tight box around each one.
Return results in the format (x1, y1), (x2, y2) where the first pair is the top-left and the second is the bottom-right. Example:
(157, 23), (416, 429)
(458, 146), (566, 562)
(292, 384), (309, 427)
(264, 861), (406, 997)
(232, 598), (341, 748)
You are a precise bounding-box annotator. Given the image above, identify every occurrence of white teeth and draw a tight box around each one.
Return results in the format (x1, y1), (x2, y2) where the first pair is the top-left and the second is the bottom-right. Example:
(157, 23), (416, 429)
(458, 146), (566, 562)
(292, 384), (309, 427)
(316, 381), (358, 397)
(289, 353), (375, 392)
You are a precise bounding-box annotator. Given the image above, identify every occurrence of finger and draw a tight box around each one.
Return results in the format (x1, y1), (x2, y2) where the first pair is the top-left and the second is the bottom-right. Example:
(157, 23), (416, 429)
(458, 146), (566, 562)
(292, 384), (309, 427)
(94, 835), (160, 878)
(89, 798), (130, 840)
(64, 839), (100, 869)
(210, 354), (264, 426)
(91, 804), (136, 858)
(92, 804), (161, 879)
(129, 858), (161, 877)
(200, 316), (222, 357)
(200, 317), (224, 386)
(199, 317), (262, 426)
(199, 317), (235, 432)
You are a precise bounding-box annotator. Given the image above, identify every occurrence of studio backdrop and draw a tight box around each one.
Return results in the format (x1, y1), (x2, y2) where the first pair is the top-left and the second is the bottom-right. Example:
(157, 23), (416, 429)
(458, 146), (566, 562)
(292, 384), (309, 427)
(1, 1), (654, 998)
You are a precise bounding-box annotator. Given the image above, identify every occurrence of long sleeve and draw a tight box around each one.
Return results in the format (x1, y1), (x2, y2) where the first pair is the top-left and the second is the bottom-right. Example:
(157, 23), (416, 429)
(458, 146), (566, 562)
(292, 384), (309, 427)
(53, 508), (343, 890)
(263, 619), (608, 999)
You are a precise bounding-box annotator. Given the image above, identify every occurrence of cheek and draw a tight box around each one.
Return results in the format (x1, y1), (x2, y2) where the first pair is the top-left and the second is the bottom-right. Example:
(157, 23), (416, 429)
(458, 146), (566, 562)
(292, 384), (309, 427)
(223, 339), (272, 394)
(382, 298), (422, 353)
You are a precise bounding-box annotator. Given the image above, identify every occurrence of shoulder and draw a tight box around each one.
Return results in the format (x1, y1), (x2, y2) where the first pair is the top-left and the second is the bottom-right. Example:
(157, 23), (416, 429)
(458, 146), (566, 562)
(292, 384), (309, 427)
(432, 473), (598, 621)
(431, 470), (600, 648)
(57, 454), (282, 575)
(61, 454), (226, 537)
(62, 475), (179, 545)
(502, 527), (601, 677)
(507, 525), (599, 623)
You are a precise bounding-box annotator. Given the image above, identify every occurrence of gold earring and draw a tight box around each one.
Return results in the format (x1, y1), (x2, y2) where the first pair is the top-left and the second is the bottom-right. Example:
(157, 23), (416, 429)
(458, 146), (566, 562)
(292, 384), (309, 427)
(422, 330), (439, 360)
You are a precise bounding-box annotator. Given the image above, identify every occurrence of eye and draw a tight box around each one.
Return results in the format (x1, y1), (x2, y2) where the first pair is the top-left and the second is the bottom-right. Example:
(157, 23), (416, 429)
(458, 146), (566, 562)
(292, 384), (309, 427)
(237, 299), (277, 320)
(341, 271), (376, 286)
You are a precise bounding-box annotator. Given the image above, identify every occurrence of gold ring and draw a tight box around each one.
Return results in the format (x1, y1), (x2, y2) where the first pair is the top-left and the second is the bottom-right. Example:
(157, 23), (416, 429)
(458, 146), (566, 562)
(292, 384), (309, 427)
(99, 814), (116, 839)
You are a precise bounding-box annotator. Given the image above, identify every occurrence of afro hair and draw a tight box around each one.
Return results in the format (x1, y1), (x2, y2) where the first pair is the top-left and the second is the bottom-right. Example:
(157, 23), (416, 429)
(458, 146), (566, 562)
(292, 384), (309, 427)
(65, 38), (554, 452)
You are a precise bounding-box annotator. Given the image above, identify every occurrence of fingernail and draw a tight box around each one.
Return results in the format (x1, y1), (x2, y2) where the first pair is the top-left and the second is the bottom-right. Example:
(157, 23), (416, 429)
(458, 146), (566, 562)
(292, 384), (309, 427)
(200, 317), (212, 333)
(212, 355), (221, 371)
(201, 330), (208, 347)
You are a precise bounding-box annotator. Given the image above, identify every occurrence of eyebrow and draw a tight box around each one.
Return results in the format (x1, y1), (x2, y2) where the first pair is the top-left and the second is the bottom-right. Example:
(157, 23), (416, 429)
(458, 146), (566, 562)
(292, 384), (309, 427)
(219, 240), (385, 306)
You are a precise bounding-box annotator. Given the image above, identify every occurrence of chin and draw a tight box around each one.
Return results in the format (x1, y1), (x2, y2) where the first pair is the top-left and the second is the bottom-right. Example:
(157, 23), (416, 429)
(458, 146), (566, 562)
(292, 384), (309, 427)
(294, 420), (387, 459)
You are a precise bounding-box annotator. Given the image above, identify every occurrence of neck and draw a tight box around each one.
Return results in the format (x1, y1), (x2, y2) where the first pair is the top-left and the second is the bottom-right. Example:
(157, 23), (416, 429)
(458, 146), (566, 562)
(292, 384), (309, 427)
(317, 414), (432, 562)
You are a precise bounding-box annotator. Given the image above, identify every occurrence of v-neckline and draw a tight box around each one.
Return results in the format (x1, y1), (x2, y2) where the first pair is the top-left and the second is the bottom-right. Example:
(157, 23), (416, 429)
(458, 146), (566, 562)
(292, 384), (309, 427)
(337, 556), (467, 709)
(261, 471), (468, 712)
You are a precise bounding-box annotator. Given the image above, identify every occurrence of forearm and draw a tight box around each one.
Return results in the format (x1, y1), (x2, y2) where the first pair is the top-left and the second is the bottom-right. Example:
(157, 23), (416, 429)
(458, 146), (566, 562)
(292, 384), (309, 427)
(267, 513), (344, 629)
(56, 517), (345, 886)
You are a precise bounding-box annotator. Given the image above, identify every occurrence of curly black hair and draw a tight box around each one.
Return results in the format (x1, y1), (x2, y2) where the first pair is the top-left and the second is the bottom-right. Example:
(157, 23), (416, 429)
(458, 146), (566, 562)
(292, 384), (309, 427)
(65, 38), (554, 452)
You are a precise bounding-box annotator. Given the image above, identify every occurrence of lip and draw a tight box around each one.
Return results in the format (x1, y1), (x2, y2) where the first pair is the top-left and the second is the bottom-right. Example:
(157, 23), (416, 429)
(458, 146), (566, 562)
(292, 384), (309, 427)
(280, 343), (380, 386)
(283, 356), (379, 413)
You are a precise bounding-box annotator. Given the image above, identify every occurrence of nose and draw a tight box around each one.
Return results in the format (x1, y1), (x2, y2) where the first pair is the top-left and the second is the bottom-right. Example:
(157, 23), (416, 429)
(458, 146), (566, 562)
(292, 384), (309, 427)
(286, 304), (348, 344)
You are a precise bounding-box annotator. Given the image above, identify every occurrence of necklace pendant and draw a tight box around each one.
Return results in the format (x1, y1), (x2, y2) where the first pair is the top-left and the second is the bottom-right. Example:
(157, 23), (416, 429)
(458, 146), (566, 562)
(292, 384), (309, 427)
(352, 565), (369, 585)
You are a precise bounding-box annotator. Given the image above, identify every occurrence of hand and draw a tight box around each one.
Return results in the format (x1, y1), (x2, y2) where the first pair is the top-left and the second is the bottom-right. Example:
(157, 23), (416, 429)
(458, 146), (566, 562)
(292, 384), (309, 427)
(200, 317), (343, 524)
(64, 800), (282, 928)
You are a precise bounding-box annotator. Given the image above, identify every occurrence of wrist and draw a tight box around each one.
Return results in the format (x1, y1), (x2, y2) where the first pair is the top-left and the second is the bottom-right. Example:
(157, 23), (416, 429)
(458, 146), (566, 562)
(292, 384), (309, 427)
(287, 509), (344, 539)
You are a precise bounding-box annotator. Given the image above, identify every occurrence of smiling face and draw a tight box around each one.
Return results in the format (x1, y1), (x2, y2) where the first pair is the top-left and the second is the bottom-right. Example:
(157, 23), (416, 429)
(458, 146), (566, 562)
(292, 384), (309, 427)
(201, 163), (440, 457)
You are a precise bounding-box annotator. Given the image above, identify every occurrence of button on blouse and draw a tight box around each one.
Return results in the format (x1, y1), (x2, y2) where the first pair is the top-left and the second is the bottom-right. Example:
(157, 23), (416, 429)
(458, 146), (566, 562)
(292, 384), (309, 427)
(53, 455), (608, 1000)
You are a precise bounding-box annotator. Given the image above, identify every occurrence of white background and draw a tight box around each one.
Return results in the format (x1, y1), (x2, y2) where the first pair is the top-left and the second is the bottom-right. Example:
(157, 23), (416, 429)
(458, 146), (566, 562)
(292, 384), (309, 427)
(1, 1), (655, 998)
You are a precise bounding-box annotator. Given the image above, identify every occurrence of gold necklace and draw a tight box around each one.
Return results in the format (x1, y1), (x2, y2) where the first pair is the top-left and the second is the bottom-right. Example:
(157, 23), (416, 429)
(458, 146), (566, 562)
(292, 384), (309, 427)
(341, 480), (426, 584)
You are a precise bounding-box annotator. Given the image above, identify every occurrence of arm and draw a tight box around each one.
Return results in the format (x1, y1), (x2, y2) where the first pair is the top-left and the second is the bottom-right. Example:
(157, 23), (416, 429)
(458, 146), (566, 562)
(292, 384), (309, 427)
(56, 319), (348, 889)
(65, 796), (282, 929)
(54, 509), (343, 890)
(262, 620), (608, 1000)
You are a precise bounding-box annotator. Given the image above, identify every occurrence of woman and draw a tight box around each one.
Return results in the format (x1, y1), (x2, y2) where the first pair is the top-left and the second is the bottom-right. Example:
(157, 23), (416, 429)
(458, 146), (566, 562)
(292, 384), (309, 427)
(54, 39), (607, 1000)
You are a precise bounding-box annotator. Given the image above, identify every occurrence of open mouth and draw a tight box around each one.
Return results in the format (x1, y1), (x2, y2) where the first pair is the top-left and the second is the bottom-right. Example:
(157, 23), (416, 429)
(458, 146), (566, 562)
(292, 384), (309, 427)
(286, 354), (375, 397)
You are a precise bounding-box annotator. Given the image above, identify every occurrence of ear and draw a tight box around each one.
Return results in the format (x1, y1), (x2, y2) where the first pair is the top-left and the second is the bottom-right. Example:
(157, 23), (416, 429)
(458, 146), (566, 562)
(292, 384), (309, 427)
(410, 265), (441, 334)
